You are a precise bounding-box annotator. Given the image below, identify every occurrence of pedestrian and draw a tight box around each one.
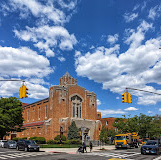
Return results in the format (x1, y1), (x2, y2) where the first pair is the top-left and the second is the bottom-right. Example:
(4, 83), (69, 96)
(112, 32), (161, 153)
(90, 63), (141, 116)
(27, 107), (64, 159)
(111, 136), (114, 144)
(89, 141), (93, 152)
(83, 142), (87, 153)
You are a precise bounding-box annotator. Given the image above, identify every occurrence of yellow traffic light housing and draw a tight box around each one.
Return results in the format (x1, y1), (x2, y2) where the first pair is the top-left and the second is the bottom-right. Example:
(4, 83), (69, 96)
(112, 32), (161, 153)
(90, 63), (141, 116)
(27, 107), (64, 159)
(122, 92), (127, 103)
(22, 85), (28, 98)
(19, 85), (28, 99)
(19, 86), (23, 99)
(128, 93), (132, 103)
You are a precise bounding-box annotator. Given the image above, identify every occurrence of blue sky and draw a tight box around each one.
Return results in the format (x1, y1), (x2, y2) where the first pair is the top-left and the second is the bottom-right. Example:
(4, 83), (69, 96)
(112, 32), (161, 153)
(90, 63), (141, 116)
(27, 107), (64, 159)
(0, 0), (161, 118)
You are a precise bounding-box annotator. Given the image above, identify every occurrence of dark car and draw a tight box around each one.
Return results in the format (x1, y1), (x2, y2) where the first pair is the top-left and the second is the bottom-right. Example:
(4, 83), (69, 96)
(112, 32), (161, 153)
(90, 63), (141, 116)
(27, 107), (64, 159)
(16, 140), (39, 152)
(141, 140), (161, 155)
(4, 140), (17, 149)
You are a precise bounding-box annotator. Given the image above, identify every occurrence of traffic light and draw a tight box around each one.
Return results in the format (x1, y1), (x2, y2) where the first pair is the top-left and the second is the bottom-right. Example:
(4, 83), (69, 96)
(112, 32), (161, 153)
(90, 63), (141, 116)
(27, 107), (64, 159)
(19, 86), (23, 99)
(122, 92), (127, 103)
(128, 93), (132, 103)
(22, 85), (28, 98)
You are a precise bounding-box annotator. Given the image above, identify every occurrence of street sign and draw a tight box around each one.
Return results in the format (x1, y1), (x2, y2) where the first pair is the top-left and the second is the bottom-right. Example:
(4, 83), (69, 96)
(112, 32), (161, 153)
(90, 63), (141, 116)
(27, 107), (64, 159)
(81, 126), (86, 131)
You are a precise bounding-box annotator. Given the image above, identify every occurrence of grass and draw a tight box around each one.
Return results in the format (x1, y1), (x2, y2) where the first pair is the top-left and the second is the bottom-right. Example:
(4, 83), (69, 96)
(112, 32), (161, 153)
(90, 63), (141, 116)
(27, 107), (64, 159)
(39, 144), (82, 148)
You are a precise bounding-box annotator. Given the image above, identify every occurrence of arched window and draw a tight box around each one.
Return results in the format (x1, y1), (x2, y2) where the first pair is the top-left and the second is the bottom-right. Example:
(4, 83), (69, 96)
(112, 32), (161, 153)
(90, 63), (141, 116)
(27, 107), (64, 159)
(106, 121), (108, 125)
(71, 95), (82, 118)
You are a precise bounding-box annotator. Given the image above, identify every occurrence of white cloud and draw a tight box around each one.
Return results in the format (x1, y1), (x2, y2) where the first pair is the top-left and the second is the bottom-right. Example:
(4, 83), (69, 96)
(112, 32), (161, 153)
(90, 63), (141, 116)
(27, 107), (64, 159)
(58, 57), (66, 62)
(148, 5), (161, 20)
(159, 108), (161, 112)
(124, 107), (138, 111)
(7, 0), (68, 25)
(75, 21), (161, 105)
(116, 97), (120, 99)
(148, 111), (153, 114)
(97, 99), (101, 105)
(107, 34), (119, 45)
(0, 46), (53, 78)
(97, 109), (126, 117)
(57, 0), (78, 10)
(124, 12), (138, 23)
(14, 25), (77, 57)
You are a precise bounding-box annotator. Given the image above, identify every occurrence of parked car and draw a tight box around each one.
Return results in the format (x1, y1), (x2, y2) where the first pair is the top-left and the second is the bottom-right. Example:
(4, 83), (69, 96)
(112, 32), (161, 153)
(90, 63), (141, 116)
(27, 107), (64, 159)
(141, 140), (161, 155)
(0, 140), (8, 148)
(4, 140), (17, 149)
(16, 140), (40, 152)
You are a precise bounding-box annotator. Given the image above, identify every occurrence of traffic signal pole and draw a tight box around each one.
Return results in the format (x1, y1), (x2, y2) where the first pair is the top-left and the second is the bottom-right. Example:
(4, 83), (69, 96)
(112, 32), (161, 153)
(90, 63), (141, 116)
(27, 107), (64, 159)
(122, 87), (161, 104)
(125, 87), (161, 96)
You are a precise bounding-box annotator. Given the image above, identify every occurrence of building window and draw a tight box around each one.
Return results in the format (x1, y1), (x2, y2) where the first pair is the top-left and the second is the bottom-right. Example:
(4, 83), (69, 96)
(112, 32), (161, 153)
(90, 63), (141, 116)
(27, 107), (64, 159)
(71, 95), (82, 118)
(106, 121), (108, 125)
(33, 108), (34, 121)
(45, 105), (47, 118)
(27, 110), (29, 122)
(38, 107), (40, 120)
(73, 103), (75, 117)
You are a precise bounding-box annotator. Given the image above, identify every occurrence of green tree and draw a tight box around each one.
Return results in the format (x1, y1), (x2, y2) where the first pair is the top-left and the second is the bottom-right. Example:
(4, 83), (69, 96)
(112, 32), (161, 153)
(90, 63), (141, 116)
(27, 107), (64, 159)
(67, 121), (79, 140)
(113, 114), (154, 138)
(148, 114), (161, 138)
(0, 97), (23, 139)
(99, 126), (109, 143)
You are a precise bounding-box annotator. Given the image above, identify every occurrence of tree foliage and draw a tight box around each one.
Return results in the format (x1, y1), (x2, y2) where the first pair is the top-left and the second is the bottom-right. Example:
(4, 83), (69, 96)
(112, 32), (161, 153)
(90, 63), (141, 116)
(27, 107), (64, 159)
(113, 114), (161, 138)
(0, 97), (23, 139)
(99, 126), (118, 143)
(67, 121), (79, 140)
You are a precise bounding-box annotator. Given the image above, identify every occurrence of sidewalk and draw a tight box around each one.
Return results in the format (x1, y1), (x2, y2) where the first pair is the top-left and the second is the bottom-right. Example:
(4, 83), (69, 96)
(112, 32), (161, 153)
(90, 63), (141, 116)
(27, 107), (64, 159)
(40, 145), (115, 154)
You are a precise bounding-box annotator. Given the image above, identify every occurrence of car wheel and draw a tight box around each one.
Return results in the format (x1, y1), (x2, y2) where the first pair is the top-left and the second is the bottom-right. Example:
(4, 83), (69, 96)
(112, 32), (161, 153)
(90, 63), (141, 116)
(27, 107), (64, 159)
(16, 146), (19, 151)
(25, 147), (28, 152)
(142, 151), (146, 155)
(37, 148), (39, 152)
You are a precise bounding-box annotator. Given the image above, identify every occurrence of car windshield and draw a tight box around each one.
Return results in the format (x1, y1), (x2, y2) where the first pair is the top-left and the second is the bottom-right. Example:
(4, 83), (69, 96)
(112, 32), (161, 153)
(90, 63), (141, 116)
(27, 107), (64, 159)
(146, 141), (158, 145)
(115, 136), (125, 140)
(9, 141), (16, 144)
(2, 140), (7, 142)
(25, 140), (37, 145)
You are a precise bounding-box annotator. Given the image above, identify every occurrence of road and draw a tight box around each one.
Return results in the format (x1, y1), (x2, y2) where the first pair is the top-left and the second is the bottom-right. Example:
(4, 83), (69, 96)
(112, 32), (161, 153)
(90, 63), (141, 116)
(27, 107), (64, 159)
(0, 147), (161, 160)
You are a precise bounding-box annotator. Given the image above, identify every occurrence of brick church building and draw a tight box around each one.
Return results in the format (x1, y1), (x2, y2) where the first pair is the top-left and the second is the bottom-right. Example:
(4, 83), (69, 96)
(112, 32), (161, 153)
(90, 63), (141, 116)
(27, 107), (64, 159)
(16, 72), (102, 141)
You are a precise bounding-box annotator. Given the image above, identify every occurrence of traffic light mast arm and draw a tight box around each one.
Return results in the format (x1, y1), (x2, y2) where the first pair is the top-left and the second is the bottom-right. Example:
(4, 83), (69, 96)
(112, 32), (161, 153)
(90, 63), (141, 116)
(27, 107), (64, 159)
(125, 87), (161, 95)
(0, 79), (25, 82)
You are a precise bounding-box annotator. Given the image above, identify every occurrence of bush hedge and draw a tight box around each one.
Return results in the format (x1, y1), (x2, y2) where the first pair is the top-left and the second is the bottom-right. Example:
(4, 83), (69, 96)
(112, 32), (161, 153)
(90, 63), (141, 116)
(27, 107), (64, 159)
(54, 135), (66, 141)
(29, 137), (46, 144)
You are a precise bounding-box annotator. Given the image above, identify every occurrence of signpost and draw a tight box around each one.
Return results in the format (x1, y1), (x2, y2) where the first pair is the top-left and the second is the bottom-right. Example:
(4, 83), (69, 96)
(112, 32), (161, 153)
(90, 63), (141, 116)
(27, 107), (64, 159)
(81, 126), (86, 144)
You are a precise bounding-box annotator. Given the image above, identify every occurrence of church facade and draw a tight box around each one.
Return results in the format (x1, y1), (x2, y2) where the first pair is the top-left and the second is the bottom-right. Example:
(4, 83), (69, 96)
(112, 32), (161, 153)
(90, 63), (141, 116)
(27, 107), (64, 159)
(17, 72), (102, 141)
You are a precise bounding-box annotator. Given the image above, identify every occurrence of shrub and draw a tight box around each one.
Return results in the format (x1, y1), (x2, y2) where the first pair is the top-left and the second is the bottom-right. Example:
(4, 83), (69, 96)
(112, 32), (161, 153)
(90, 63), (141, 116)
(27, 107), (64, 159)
(47, 140), (54, 144)
(12, 137), (20, 142)
(22, 137), (27, 139)
(54, 135), (66, 141)
(29, 137), (46, 144)
(66, 139), (82, 145)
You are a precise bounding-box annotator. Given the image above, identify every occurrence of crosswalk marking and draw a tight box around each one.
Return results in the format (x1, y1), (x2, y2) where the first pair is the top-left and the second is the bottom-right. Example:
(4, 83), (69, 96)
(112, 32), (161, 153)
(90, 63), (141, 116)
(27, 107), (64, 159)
(86, 151), (140, 159)
(0, 156), (7, 160)
(0, 152), (53, 159)
(153, 156), (161, 160)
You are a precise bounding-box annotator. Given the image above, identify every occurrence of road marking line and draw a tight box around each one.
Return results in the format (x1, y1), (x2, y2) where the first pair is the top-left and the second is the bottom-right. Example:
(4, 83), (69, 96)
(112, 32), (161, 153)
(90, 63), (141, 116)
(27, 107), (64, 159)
(0, 155), (15, 158)
(153, 156), (161, 160)
(0, 157), (7, 159)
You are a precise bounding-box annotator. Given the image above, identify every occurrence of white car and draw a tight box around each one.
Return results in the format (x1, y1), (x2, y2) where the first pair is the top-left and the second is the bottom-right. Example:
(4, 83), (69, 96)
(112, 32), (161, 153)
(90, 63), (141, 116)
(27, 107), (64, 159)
(0, 140), (8, 148)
